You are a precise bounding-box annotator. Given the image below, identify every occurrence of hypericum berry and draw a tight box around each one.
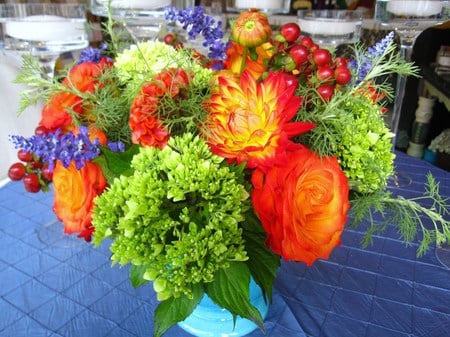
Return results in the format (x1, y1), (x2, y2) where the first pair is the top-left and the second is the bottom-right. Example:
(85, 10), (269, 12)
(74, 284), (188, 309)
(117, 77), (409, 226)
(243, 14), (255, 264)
(309, 43), (319, 52)
(317, 84), (335, 101)
(8, 162), (26, 181)
(280, 22), (301, 43)
(317, 65), (335, 82)
(334, 65), (352, 85)
(283, 73), (299, 89)
(34, 126), (49, 136)
(23, 173), (41, 193)
(41, 164), (53, 182)
(289, 44), (310, 67)
(300, 36), (314, 49)
(334, 57), (348, 68)
(29, 160), (42, 170)
(163, 33), (177, 46)
(17, 149), (33, 162)
(312, 49), (332, 67)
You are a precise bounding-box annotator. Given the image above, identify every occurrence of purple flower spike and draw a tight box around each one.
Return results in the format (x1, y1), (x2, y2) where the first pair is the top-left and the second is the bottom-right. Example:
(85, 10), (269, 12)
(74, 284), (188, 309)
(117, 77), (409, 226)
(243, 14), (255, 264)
(164, 6), (227, 61)
(9, 127), (103, 172)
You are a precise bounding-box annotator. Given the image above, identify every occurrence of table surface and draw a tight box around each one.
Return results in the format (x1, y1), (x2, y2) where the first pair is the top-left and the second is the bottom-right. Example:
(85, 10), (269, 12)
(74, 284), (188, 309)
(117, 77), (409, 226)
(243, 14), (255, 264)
(0, 151), (449, 337)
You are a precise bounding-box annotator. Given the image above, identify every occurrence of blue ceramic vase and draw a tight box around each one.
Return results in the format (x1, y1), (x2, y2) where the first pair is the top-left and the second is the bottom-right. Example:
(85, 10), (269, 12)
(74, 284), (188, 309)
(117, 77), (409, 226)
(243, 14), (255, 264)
(177, 277), (269, 337)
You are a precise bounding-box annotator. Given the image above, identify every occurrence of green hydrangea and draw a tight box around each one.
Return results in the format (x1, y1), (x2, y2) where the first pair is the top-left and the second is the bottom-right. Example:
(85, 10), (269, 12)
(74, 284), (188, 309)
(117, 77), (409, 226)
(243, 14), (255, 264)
(92, 133), (249, 300)
(336, 95), (395, 193)
(114, 41), (212, 88)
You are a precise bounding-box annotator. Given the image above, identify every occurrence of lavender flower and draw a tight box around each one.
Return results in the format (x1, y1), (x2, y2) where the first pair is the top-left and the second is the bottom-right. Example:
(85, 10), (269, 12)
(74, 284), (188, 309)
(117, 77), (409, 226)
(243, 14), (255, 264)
(9, 126), (102, 172)
(78, 44), (108, 64)
(165, 6), (227, 62)
(107, 141), (125, 152)
(348, 31), (395, 85)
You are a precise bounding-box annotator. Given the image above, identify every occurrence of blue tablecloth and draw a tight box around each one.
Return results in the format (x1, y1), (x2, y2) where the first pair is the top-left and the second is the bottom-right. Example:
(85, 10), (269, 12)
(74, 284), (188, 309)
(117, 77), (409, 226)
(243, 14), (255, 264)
(1, 152), (449, 337)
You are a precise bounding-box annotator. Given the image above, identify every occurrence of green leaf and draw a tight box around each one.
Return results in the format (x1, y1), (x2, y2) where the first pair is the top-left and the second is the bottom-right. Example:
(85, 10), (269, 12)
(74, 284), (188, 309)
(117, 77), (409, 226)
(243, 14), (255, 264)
(249, 47), (259, 62)
(154, 284), (204, 337)
(94, 145), (139, 184)
(129, 264), (149, 288)
(242, 211), (280, 302)
(205, 262), (265, 333)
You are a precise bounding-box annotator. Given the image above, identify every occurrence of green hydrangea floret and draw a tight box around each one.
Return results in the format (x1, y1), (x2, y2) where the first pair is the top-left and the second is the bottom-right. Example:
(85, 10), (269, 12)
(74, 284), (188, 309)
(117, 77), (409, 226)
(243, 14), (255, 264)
(92, 133), (249, 300)
(114, 41), (212, 88)
(336, 95), (395, 193)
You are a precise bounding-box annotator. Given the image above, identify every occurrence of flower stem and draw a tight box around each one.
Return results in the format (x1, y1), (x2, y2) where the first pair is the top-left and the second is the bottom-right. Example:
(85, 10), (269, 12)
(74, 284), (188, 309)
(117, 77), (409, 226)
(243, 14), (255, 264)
(240, 47), (248, 75)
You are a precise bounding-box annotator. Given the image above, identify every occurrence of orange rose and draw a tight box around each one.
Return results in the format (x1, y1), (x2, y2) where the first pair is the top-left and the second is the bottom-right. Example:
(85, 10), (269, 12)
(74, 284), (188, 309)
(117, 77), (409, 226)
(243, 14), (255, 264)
(251, 145), (350, 265)
(39, 59), (111, 130)
(63, 59), (109, 93)
(53, 160), (107, 241)
(39, 92), (82, 131)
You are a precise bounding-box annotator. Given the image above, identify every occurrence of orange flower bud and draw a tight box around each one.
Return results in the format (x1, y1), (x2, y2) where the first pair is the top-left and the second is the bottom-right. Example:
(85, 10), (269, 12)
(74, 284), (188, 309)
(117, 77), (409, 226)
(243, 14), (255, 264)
(231, 9), (272, 48)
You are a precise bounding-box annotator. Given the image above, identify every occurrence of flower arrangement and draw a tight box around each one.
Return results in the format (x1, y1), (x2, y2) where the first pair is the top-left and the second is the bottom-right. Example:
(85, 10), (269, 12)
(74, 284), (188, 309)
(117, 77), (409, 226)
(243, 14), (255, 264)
(8, 6), (450, 337)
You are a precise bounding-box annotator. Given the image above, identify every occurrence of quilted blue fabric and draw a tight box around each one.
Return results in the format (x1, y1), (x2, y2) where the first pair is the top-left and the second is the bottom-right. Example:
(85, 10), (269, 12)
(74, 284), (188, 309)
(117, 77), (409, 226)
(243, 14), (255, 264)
(1, 151), (449, 337)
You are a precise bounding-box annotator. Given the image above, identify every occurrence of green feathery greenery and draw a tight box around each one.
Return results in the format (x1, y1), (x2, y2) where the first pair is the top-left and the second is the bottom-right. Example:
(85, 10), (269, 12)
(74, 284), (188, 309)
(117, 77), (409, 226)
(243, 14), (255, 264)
(350, 174), (450, 256)
(13, 55), (67, 113)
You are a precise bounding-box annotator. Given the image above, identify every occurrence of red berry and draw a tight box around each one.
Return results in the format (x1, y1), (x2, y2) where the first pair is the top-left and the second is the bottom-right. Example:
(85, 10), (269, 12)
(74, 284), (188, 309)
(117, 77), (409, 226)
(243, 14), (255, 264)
(309, 44), (319, 52)
(335, 66), (352, 85)
(23, 173), (41, 193)
(29, 160), (42, 170)
(317, 65), (335, 82)
(334, 57), (348, 68)
(17, 150), (33, 162)
(312, 49), (332, 67)
(280, 22), (301, 43)
(42, 164), (53, 181)
(163, 33), (176, 45)
(34, 126), (48, 136)
(282, 73), (299, 89)
(8, 162), (26, 181)
(289, 45), (310, 67)
(317, 84), (335, 101)
(300, 36), (314, 49)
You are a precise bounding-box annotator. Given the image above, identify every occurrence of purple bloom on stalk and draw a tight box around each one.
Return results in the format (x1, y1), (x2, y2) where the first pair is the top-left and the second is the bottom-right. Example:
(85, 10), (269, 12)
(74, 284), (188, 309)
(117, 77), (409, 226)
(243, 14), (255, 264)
(78, 44), (108, 64)
(9, 126), (102, 172)
(164, 6), (227, 62)
(348, 31), (395, 84)
(107, 141), (125, 152)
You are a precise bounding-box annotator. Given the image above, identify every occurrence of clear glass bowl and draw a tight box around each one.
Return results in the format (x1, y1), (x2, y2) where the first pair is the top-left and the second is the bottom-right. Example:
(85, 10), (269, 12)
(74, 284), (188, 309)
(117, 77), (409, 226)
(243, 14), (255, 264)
(297, 9), (363, 48)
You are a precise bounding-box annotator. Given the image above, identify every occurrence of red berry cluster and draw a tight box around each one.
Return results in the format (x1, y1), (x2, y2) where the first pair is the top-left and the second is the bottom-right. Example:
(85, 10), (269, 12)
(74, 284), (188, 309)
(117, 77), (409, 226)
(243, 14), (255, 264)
(273, 22), (352, 102)
(7, 127), (52, 193)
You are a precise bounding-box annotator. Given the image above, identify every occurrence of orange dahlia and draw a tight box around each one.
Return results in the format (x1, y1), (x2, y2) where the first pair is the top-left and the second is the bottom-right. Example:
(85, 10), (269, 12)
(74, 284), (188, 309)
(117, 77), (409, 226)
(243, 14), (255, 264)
(204, 70), (314, 169)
